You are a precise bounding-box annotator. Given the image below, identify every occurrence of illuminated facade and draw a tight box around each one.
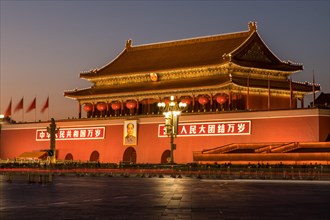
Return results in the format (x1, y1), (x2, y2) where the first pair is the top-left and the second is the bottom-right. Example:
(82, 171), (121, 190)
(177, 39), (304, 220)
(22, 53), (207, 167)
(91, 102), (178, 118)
(1, 22), (329, 164)
(64, 22), (318, 117)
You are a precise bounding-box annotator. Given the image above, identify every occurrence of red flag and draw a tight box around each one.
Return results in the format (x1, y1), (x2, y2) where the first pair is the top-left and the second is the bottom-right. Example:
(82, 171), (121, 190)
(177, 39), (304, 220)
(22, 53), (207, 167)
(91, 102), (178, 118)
(26, 97), (36, 113)
(41, 97), (49, 113)
(14, 97), (24, 113)
(4, 99), (12, 117)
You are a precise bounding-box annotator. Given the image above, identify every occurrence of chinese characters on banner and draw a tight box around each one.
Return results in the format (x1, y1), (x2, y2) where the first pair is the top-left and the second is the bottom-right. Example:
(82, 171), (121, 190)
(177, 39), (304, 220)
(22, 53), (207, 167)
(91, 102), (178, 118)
(158, 121), (251, 137)
(36, 127), (105, 141)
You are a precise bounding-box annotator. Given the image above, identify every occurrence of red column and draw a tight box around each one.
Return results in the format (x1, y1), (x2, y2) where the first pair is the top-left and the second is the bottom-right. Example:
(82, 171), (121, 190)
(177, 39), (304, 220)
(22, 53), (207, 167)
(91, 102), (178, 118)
(78, 103), (82, 119)
(192, 95), (195, 112)
(268, 74), (271, 110)
(136, 99), (139, 115)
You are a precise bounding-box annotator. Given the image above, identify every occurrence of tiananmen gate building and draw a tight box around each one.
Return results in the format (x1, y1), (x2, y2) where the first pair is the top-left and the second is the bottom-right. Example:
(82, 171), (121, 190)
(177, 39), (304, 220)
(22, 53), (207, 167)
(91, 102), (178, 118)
(1, 22), (329, 164)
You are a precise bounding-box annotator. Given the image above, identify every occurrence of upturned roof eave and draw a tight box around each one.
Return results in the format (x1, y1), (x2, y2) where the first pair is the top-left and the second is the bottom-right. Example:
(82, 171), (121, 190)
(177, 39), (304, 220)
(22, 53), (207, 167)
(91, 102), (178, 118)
(230, 31), (303, 72)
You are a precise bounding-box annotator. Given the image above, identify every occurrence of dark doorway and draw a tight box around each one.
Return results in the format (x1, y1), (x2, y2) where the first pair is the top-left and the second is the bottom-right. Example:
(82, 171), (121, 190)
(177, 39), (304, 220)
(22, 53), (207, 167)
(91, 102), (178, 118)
(123, 147), (137, 164)
(65, 153), (73, 161)
(90, 151), (100, 162)
(161, 150), (171, 164)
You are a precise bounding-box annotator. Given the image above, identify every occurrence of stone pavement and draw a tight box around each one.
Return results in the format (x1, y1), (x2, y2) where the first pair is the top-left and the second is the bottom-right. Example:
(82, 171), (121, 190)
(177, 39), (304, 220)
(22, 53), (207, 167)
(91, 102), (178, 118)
(1, 174), (329, 219)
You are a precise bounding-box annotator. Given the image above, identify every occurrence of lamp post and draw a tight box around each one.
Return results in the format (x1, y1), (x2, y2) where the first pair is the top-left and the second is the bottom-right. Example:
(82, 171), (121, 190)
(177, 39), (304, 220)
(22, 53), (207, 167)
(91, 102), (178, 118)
(158, 96), (187, 164)
(47, 118), (59, 164)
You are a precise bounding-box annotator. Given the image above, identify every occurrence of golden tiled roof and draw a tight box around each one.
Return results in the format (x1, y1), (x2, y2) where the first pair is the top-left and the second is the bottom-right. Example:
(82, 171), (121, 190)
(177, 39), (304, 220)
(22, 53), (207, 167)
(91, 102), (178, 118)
(82, 32), (251, 77)
(80, 22), (302, 79)
(65, 22), (309, 101)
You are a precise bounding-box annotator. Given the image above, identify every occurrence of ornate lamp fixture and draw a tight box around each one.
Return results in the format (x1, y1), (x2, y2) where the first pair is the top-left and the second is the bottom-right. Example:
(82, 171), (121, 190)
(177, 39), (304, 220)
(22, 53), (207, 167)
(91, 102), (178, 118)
(157, 96), (187, 164)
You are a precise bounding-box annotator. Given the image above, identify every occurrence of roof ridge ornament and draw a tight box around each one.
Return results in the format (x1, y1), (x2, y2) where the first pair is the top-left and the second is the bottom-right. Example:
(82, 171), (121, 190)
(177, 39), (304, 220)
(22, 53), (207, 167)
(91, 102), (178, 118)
(126, 39), (132, 49)
(248, 21), (257, 32)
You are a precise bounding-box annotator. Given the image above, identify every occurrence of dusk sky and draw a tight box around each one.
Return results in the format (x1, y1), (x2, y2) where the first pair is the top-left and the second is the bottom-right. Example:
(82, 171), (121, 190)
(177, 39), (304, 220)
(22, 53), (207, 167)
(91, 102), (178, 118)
(1, 1), (329, 122)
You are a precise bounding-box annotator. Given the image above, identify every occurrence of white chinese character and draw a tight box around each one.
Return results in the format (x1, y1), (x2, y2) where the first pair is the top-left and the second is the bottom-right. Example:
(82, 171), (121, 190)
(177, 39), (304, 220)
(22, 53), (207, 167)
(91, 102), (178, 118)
(80, 130), (86, 138)
(66, 130), (72, 138)
(73, 130), (79, 138)
(87, 129), (93, 137)
(59, 130), (65, 139)
(180, 126), (187, 134)
(189, 125), (197, 134)
(95, 129), (101, 137)
(217, 124), (225, 133)
(227, 124), (235, 133)
(238, 123), (246, 133)
(47, 133), (51, 138)
(208, 125), (216, 134)
(39, 131), (46, 139)
(199, 125), (206, 134)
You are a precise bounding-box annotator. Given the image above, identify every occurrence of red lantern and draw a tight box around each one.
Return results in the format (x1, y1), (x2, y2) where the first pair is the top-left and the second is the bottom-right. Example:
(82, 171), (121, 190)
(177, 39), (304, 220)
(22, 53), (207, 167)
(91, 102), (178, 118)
(83, 103), (92, 112)
(198, 96), (209, 105)
(216, 95), (227, 104)
(111, 102), (121, 111)
(96, 102), (107, 111)
(181, 97), (191, 105)
(163, 98), (171, 105)
(126, 101), (137, 109)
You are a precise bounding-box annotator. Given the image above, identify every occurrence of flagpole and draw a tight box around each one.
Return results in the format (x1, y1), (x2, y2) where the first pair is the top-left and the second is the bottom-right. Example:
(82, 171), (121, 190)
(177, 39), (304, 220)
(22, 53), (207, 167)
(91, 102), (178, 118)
(48, 96), (50, 121)
(22, 96), (24, 122)
(10, 97), (12, 117)
(35, 96), (37, 122)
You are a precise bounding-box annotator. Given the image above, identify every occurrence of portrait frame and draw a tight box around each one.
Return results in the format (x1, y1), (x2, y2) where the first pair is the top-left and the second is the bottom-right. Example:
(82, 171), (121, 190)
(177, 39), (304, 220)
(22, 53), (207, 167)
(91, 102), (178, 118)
(123, 120), (137, 146)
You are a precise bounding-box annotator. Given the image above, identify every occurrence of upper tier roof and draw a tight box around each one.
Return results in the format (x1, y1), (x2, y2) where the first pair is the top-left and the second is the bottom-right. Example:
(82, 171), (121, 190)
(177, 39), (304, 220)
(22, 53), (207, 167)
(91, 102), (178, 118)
(80, 22), (303, 79)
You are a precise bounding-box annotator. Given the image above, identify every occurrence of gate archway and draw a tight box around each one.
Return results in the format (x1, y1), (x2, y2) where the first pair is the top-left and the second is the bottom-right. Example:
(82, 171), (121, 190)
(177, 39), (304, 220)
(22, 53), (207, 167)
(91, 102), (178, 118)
(90, 151), (100, 162)
(65, 153), (73, 161)
(161, 150), (171, 164)
(123, 147), (137, 164)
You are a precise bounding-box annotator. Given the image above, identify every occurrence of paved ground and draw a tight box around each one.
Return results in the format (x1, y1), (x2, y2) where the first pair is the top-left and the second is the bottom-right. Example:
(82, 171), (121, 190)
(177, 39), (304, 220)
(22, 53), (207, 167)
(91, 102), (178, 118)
(1, 174), (329, 220)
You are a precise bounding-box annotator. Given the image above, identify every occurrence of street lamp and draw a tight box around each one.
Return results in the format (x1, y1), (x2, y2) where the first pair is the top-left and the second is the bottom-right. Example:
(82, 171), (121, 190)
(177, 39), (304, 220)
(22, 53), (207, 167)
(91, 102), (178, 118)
(158, 96), (187, 164)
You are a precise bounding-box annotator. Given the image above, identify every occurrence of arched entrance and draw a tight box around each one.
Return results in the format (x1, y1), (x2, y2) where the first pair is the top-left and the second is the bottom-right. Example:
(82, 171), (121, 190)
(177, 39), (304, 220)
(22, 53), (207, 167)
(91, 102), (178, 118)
(123, 147), (137, 164)
(161, 150), (171, 164)
(65, 153), (73, 161)
(90, 151), (100, 162)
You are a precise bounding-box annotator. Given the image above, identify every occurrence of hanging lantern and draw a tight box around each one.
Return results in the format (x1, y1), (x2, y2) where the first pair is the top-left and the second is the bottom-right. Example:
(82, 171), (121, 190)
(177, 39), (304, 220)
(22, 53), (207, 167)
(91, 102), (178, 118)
(198, 96), (209, 105)
(83, 103), (93, 112)
(111, 102), (121, 111)
(163, 98), (171, 105)
(216, 95), (227, 104)
(96, 102), (107, 111)
(126, 100), (137, 109)
(180, 97), (191, 105)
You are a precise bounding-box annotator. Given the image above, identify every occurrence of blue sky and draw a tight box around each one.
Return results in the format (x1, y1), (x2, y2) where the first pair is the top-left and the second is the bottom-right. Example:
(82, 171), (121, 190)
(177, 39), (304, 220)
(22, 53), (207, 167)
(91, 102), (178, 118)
(1, 0), (329, 121)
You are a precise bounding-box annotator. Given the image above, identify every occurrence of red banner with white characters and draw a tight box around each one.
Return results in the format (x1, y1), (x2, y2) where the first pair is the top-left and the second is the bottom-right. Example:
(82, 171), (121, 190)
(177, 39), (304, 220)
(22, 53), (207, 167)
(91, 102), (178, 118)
(36, 127), (105, 141)
(158, 121), (251, 137)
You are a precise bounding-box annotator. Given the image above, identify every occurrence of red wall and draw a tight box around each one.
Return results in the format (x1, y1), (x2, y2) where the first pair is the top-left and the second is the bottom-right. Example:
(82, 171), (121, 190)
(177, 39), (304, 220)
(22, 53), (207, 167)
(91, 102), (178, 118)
(1, 108), (329, 163)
